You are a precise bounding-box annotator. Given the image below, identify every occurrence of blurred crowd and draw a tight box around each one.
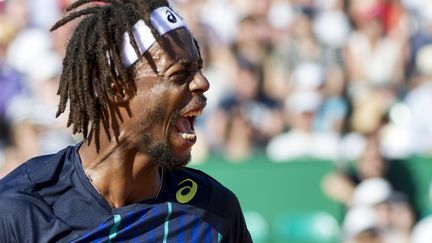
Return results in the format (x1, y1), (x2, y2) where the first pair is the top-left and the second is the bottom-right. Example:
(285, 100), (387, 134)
(1, 0), (432, 242)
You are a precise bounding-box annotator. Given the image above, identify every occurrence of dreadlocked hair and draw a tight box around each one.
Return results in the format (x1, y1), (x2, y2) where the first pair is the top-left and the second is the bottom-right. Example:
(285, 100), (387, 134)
(51, 0), (169, 137)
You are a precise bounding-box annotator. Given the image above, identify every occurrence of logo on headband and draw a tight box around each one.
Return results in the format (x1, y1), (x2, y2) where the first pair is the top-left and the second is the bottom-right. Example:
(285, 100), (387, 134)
(121, 6), (188, 67)
(166, 10), (177, 23)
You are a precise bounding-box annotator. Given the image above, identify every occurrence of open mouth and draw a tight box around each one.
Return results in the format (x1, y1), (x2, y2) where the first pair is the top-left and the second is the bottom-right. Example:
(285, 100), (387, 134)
(174, 109), (203, 144)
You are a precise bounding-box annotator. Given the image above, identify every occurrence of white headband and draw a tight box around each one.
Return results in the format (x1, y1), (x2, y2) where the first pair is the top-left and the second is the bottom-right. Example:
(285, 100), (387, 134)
(120, 6), (188, 67)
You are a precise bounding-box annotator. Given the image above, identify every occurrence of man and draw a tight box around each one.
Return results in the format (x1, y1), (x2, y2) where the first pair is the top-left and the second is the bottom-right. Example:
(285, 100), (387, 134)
(0, 0), (252, 242)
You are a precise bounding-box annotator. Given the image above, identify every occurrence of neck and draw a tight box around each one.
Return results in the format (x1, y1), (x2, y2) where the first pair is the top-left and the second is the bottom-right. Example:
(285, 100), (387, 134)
(78, 135), (163, 208)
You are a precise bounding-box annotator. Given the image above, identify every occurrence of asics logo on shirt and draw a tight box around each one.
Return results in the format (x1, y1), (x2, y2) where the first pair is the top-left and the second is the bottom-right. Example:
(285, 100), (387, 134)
(176, 178), (198, 203)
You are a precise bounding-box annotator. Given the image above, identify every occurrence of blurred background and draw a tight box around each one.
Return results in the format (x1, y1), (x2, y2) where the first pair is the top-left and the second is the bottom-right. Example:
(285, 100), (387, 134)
(1, 0), (432, 242)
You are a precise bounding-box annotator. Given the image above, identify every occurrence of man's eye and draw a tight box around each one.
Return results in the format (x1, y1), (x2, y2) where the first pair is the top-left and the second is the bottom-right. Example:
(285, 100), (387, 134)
(171, 71), (194, 83)
(172, 71), (189, 78)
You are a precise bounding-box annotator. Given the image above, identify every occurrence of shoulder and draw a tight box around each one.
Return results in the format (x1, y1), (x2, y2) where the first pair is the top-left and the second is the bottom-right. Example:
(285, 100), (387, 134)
(0, 146), (77, 242)
(176, 167), (239, 202)
(0, 146), (75, 214)
(180, 168), (252, 243)
(175, 167), (244, 220)
(0, 193), (75, 242)
(0, 192), (53, 241)
(0, 146), (72, 194)
(0, 196), (33, 241)
(166, 167), (241, 213)
(0, 145), (73, 203)
(170, 167), (252, 243)
(190, 167), (239, 204)
(0, 193), (51, 219)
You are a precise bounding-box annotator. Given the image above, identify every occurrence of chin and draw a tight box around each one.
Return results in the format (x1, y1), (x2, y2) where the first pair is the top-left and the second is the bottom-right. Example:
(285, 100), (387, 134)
(168, 158), (190, 169)
(164, 150), (191, 169)
(149, 142), (191, 169)
(173, 153), (191, 168)
(160, 155), (190, 169)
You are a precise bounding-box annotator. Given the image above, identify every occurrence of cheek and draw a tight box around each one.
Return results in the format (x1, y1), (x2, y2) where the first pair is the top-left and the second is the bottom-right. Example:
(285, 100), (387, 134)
(134, 79), (188, 125)
(136, 98), (168, 126)
(151, 83), (187, 111)
(134, 81), (169, 111)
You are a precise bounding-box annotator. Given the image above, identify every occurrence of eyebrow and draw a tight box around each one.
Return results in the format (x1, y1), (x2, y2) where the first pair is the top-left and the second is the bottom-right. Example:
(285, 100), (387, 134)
(160, 51), (204, 76)
(177, 57), (202, 68)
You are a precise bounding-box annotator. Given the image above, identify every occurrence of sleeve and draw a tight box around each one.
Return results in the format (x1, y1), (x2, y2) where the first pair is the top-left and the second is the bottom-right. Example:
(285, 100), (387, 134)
(220, 195), (252, 243)
(0, 195), (75, 243)
(187, 168), (252, 243)
(0, 222), (19, 243)
(0, 198), (24, 242)
(205, 176), (252, 243)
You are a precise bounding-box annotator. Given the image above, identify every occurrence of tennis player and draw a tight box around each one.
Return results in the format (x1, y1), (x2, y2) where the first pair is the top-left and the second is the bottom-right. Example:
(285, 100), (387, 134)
(0, 1), (252, 242)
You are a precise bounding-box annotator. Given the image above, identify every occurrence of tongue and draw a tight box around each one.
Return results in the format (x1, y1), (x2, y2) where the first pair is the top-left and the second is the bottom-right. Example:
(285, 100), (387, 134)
(175, 117), (194, 134)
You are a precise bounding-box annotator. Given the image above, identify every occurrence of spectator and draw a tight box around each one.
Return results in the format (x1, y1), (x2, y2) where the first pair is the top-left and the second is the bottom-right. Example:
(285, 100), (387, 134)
(343, 178), (414, 243)
(411, 181), (432, 243)
(315, 64), (349, 134)
(345, 1), (405, 134)
(342, 206), (383, 243)
(0, 16), (23, 158)
(322, 132), (416, 212)
(404, 44), (432, 154)
(411, 216), (432, 243)
(208, 56), (283, 161)
(266, 90), (340, 161)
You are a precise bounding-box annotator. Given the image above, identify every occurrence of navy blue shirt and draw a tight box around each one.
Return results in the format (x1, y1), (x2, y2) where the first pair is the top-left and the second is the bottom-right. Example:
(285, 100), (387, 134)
(0, 145), (251, 242)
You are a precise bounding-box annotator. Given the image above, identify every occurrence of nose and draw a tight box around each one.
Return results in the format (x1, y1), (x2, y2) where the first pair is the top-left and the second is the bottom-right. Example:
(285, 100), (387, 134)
(189, 71), (210, 93)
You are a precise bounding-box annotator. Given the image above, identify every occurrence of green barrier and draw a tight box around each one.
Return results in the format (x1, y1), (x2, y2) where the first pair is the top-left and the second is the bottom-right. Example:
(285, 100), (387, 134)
(273, 211), (340, 243)
(190, 155), (343, 242)
(190, 155), (432, 242)
(401, 156), (432, 217)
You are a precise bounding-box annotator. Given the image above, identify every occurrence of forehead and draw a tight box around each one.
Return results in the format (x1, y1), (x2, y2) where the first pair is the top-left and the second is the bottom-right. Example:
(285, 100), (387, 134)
(132, 28), (200, 76)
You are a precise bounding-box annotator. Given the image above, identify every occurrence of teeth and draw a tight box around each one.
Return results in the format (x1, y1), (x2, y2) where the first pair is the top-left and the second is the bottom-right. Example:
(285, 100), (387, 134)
(180, 133), (196, 140)
(184, 110), (202, 118)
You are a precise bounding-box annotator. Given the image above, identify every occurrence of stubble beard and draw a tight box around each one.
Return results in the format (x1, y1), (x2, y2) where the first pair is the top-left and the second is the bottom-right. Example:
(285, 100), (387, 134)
(148, 142), (190, 169)
(140, 105), (191, 169)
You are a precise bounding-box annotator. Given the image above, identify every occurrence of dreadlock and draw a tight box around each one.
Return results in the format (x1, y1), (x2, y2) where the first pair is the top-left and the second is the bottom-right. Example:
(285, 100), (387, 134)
(51, 0), (169, 137)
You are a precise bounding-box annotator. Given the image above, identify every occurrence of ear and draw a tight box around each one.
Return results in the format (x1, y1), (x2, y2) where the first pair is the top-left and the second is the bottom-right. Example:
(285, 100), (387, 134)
(108, 83), (131, 104)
